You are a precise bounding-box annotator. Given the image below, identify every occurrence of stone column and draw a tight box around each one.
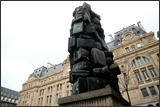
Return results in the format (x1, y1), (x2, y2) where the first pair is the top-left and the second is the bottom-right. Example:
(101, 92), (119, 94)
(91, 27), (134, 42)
(62, 81), (66, 97)
(42, 88), (47, 106)
(28, 92), (32, 106)
(52, 85), (56, 105)
(34, 89), (39, 106)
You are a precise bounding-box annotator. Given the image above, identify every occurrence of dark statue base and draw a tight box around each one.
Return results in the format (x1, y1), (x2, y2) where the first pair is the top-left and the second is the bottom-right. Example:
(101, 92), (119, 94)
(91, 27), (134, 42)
(58, 87), (131, 106)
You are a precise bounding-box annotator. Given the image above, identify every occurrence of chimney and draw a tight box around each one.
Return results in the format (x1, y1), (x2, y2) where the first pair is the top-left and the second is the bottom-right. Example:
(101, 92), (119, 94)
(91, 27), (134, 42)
(137, 21), (146, 32)
(108, 34), (114, 41)
(47, 62), (54, 69)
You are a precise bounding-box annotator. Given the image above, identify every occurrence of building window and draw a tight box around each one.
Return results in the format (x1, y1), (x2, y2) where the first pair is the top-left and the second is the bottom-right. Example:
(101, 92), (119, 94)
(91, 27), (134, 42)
(137, 31), (140, 35)
(131, 45), (136, 51)
(149, 86), (157, 95)
(44, 80), (46, 84)
(7, 94), (10, 97)
(57, 75), (59, 79)
(141, 68), (150, 80)
(148, 66), (157, 78)
(141, 88), (149, 97)
(1, 96), (4, 100)
(125, 34), (131, 39)
(68, 66), (70, 72)
(61, 74), (63, 78)
(51, 87), (53, 93)
(47, 96), (49, 104)
(134, 71), (142, 82)
(132, 60), (137, 67)
(60, 84), (62, 90)
(157, 85), (159, 90)
(136, 57), (143, 65)
(124, 73), (129, 84)
(56, 94), (58, 102)
(59, 93), (62, 98)
(41, 81), (43, 85)
(40, 90), (41, 96)
(52, 77), (54, 81)
(49, 78), (50, 82)
(57, 85), (59, 91)
(41, 98), (43, 105)
(121, 65), (125, 71)
(67, 91), (69, 96)
(50, 95), (52, 104)
(143, 57), (150, 63)
(48, 87), (50, 93)
(137, 43), (142, 48)
(125, 47), (130, 53)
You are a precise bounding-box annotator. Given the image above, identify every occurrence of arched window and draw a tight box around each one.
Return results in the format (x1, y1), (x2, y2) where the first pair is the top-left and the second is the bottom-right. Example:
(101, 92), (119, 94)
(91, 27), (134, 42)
(142, 57), (150, 63)
(132, 56), (151, 67)
(132, 56), (158, 83)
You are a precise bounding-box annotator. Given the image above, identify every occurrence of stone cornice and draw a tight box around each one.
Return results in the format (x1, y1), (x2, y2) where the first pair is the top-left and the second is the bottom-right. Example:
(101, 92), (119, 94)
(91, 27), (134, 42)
(20, 75), (69, 93)
(111, 31), (154, 51)
(113, 41), (159, 60)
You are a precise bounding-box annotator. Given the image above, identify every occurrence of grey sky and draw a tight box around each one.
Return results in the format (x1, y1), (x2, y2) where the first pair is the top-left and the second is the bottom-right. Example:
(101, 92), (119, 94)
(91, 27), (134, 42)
(1, 1), (159, 92)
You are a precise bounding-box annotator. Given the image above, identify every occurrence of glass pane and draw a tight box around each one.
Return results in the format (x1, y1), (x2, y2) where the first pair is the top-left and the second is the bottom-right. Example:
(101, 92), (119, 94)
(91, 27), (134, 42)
(149, 86), (157, 95)
(135, 73), (140, 81)
(136, 57), (143, 65)
(138, 73), (142, 81)
(132, 60), (137, 67)
(142, 72), (147, 79)
(125, 34), (131, 39)
(141, 88), (149, 97)
(149, 69), (157, 77)
(131, 45), (136, 51)
(149, 69), (154, 77)
(125, 48), (130, 53)
(143, 57), (150, 63)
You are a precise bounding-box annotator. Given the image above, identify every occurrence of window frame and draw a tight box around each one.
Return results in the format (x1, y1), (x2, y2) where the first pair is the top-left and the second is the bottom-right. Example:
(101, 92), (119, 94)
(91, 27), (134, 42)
(141, 88), (149, 97)
(125, 47), (130, 53)
(149, 86), (157, 96)
(135, 71), (142, 82)
(131, 45), (136, 51)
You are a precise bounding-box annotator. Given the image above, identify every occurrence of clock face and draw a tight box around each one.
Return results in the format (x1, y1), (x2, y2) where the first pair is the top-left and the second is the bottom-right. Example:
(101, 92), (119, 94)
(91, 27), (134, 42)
(125, 34), (131, 39)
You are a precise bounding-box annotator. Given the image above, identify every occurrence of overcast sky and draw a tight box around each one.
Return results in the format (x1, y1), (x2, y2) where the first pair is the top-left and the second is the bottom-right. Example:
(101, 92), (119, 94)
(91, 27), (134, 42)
(1, 1), (159, 92)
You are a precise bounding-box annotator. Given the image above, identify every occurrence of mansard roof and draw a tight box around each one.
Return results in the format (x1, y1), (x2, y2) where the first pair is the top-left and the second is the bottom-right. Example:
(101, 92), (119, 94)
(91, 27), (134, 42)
(32, 63), (63, 78)
(106, 22), (147, 50)
(1, 86), (20, 100)
(113, 24), (146, 46)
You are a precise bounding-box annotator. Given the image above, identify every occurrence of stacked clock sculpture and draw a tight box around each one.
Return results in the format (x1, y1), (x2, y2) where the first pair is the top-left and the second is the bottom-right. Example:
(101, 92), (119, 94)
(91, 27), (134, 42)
(68, 2), (121, 95)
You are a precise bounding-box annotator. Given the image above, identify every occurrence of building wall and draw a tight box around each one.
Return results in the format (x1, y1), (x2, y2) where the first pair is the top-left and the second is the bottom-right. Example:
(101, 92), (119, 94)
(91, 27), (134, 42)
(111, 31), (159, 106)
(18, 30), (159, 106)
(17, 56), (72, 106)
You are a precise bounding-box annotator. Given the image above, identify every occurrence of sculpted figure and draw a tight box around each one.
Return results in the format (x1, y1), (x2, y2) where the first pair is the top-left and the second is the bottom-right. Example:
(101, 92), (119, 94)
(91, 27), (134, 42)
(68, 2), (121, 95)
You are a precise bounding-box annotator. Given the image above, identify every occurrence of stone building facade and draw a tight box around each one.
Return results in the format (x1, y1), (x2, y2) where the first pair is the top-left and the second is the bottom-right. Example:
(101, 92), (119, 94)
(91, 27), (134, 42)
(17, 56), (72, 106)
(17, 22), (159, 106)
(107, 22), (159, 106)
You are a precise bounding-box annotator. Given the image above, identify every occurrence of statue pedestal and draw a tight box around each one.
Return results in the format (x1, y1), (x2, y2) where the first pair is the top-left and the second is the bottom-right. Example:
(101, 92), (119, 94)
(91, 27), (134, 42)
(58, 87), (131, 106)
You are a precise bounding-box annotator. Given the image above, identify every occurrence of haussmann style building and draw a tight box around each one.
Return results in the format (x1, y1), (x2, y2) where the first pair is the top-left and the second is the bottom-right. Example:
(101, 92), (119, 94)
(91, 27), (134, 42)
(17, 21), (159, 106)
(1, 86), (20, 106)
(107, 21), (159, 106)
